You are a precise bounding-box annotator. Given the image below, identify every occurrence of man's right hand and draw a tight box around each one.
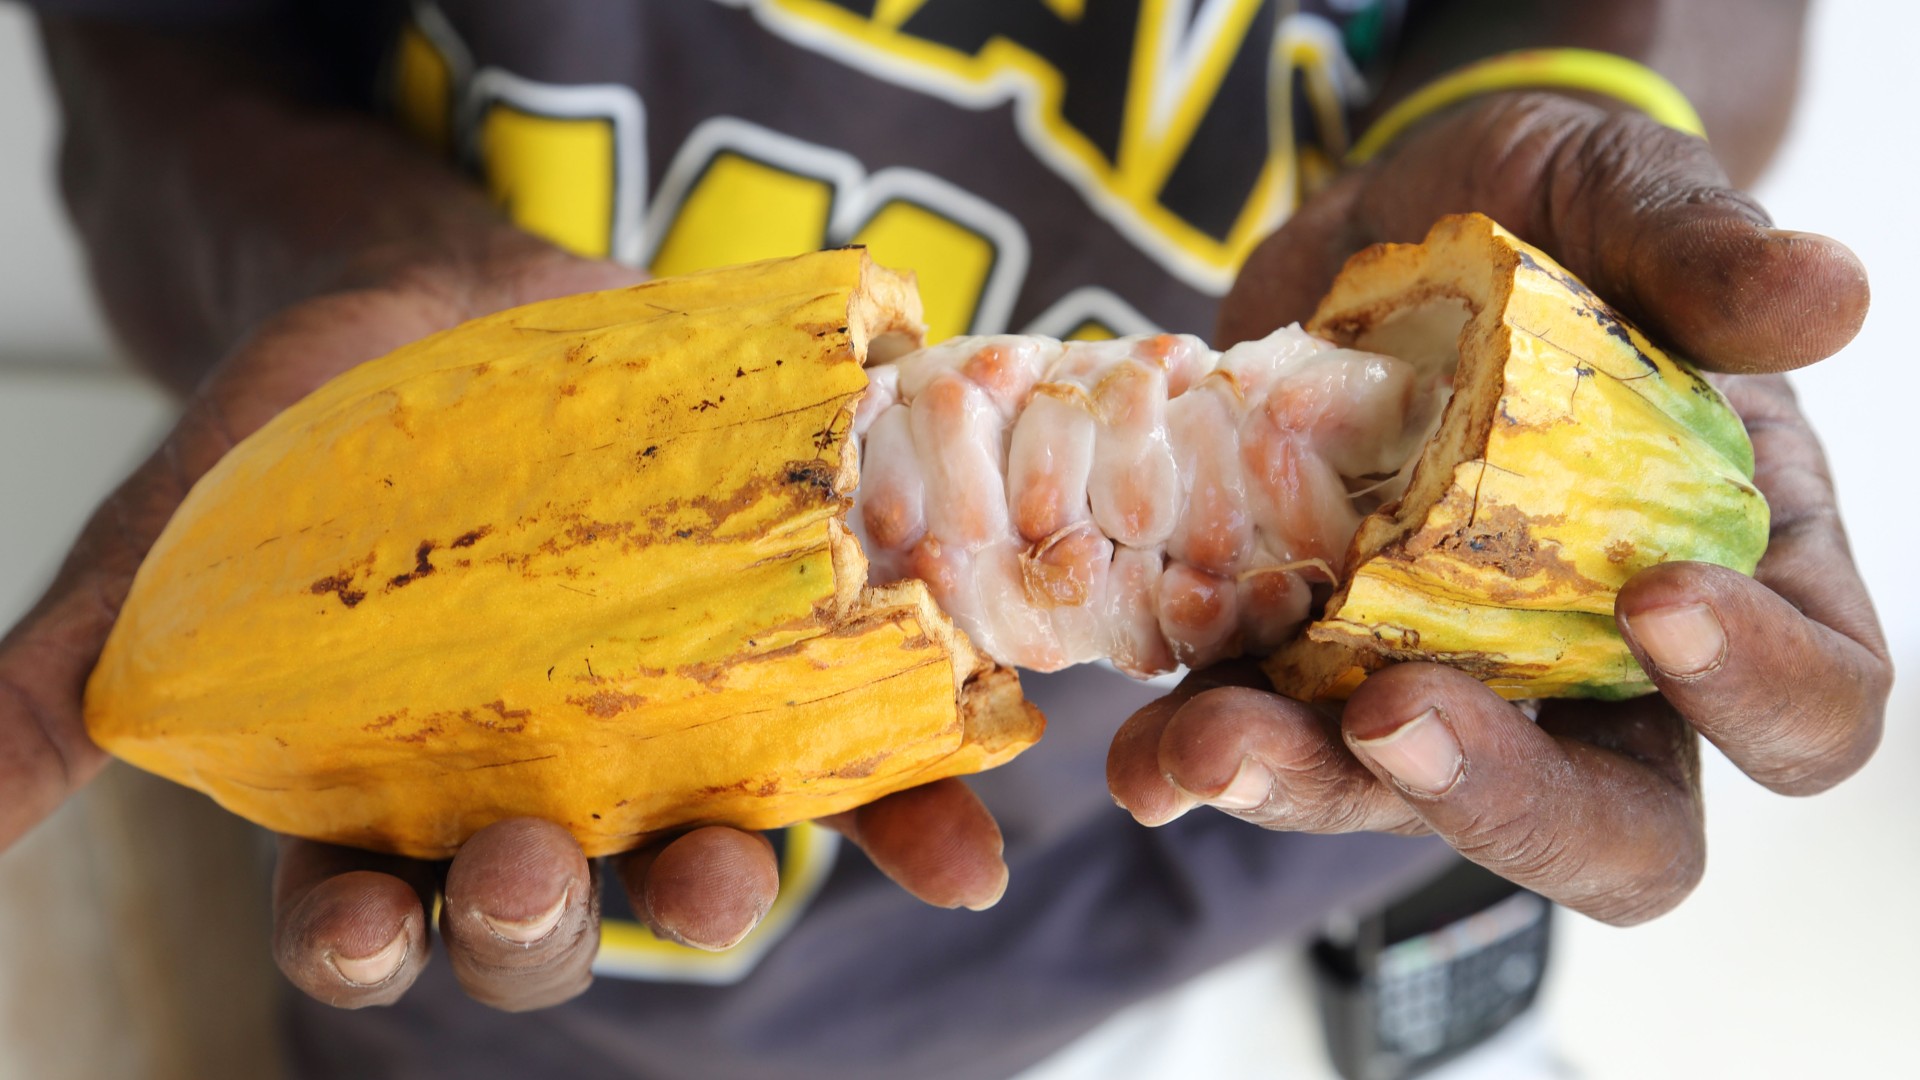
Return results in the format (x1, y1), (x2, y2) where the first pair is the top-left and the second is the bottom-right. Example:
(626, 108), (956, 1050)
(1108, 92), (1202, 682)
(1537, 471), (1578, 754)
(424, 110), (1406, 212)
(0, 252), (1012, 1011)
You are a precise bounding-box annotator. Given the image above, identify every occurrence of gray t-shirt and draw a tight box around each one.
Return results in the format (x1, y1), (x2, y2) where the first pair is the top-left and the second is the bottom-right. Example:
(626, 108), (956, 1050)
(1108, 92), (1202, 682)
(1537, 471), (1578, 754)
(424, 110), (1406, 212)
(34, 2), (1453, 1076)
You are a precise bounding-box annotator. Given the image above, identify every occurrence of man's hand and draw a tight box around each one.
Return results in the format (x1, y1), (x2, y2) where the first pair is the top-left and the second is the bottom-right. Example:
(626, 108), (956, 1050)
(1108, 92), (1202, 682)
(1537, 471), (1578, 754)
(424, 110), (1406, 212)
(27, 15), (1011, 1012)
(1108, 92), (1888, 925)
(0, 251), (1008, 1011)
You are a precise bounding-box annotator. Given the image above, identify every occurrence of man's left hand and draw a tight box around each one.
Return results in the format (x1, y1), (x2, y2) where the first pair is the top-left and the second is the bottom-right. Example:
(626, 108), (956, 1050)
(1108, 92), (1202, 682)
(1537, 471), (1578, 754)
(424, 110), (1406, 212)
(1107, 91), (1889, 925)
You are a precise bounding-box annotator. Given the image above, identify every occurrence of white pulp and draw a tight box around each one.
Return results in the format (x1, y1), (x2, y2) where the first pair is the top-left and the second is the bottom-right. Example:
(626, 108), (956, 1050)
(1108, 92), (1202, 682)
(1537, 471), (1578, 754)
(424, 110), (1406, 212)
(850, 326), (1450, 676)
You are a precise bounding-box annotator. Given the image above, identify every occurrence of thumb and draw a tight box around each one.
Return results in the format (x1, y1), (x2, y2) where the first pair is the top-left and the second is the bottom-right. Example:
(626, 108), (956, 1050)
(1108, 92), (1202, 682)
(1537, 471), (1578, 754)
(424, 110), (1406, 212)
(1511, 102), (1868, 374)
(0, 409), (215, 845)
(1219, 92), (1869, 372)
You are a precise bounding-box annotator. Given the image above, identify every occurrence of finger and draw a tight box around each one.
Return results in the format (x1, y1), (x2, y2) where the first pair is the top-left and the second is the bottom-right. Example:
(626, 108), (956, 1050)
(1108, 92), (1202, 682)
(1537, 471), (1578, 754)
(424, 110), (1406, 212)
(440, 818), (599, 1012)
(1105, 660), (1271, 825)
(819, 779), (1007, 911)
(1514, 103), (1868, 374)
(1108, 690), (1196, 825)
(272, 837), (435, 1008)
(1617, 373), (1889, 795)
(0, 592), (112, 845)
(1617, 562), (1889, 796)
(1223, 93), (1870, 373)
(612, 826), (779, 951)
(1390, 94), (1867, 373)
(1147, 686), (1426, 835)
(1719, 374), (1885, 653)
(1342, 663), (1706, 926)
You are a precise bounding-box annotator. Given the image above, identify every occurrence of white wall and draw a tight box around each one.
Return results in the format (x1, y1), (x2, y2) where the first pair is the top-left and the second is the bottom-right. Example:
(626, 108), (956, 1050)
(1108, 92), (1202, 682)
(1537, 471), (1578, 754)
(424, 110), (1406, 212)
(0, 1), (1912, 1077)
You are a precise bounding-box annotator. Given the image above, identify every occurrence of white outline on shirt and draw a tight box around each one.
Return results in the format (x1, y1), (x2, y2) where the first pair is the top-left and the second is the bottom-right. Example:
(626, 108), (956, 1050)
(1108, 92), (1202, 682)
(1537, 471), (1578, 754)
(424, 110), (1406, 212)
(1021, 286), (1161, 338)
(644, 116), (1031, 336)
(464, 68), (650, 266)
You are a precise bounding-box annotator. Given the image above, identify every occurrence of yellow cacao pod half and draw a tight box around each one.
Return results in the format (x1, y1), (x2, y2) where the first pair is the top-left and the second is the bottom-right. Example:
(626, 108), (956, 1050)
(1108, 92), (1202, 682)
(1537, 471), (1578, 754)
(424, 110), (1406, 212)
(85, 249), (1041, 858)
(1264, 214), (1768, 701)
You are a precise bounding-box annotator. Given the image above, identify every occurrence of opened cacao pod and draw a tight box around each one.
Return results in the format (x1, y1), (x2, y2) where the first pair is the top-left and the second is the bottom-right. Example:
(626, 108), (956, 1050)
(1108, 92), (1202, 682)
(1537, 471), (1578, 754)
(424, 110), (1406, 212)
(84, 214), (1765, 857)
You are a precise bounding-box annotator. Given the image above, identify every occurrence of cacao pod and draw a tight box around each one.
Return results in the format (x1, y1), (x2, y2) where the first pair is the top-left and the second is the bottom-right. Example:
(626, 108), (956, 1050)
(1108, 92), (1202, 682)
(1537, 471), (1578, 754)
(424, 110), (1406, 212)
(1265, 214), (1767, 700)
(85, 250), (1040, 858)
(84, 214), (1766, 858)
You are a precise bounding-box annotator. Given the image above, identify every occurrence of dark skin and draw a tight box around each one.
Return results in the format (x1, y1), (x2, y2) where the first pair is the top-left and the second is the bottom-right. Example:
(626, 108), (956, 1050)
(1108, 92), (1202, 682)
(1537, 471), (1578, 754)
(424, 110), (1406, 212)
(3, 1), (1884, 1012)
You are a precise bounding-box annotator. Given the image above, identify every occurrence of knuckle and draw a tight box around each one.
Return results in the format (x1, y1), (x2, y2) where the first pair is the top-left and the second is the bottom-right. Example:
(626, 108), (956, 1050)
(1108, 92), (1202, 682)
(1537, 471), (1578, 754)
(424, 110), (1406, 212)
(1456, 93), (1598, 229)
(1268, 719), (1348, 782)
(1233, 728), (1378, 833)
(1749, 703), (1882, 797)
(1303, 796), (1392, 835)
(1719, 661), (1887, 797)
(1577, 843), (1705, 927)
(1568, 109), (1740, 209)
(1540, 108), (1759, 303)
(1472, 90), (1593, 153)
(1758, 477), (1842, 541)
(1450, 805), (1587, 887)
(1450, 803), (1705, 926)
(466, 964), (594, 1014)
(450, 937), (596, 1010)
(447, 889), (600, 1009)
(1241, 779), (1372, 834)
(1563, 109), (1652, 187)
(0, 670), (81, 802)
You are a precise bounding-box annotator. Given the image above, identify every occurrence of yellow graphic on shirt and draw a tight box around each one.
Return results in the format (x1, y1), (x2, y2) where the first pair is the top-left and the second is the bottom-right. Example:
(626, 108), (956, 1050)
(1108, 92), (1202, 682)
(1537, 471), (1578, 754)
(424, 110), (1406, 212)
(478, 105), (618, 259)
(852, 201), (999, 342)
(389, 3), (1359, 297)
(650, 154), (836, 276)
(393, 22), (454, 155)
(464, 65), (650, 264)
(1065, 320), (1118, 340)
(1269, 13), (1361, 206)
(730, 0), (1359, 292)
(644, 118), (1027, 342)
(391, 1), (477, 157)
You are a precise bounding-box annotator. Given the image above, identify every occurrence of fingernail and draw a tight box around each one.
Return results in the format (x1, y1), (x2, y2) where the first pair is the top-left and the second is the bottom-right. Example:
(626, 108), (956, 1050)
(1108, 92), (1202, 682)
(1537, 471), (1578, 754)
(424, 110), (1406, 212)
(1626, 602), (1726, 676)
(331, 926), (410, 986)
(681, 907), (769, 951)
(1127, 787), (1198, 828)
(482, 886), (571, 945)
(1765, 228), (1842, 248)
(1351, 708), (1462, 796)
(963, 864), (1011, 912)
(1206, 759), (1273, 811)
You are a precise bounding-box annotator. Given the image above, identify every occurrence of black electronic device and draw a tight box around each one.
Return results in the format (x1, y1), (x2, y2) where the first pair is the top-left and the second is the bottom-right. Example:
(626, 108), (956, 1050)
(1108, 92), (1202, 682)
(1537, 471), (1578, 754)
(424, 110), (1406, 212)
(1309, 857), (1552, 1080)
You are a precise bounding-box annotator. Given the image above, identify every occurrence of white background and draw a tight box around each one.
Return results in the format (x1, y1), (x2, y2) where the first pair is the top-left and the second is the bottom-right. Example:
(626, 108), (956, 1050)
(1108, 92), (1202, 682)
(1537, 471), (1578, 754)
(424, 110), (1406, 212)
(0, 2), (1913, 1077)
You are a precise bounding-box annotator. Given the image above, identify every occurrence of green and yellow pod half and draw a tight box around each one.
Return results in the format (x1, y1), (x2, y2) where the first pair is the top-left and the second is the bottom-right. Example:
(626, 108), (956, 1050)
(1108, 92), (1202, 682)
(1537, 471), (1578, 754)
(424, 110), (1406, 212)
(1266, 213), (1768, 701)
